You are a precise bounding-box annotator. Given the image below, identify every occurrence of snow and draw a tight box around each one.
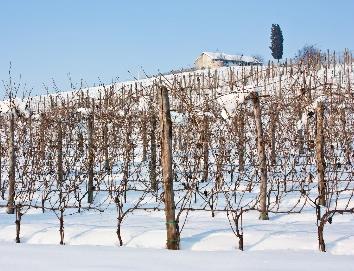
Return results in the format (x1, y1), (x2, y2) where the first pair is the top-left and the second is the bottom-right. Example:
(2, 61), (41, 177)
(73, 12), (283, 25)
(77, 107), (92, 116)
(0, 97), (31, 117)
(196, 111), (215, 118)
(309, 96), (327, 110)
(202, 52), (261, 64)
(171, 111), (187, 124)
(0, 206), (353, 255)
(297, 95), (328, 129)
(138, 96), (150, 111)
(217, 92), (250, 119)
(0, 243), (353, 271)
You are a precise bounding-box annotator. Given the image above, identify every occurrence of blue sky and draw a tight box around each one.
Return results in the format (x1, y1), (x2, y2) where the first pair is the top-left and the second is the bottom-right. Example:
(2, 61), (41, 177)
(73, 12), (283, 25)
(0, 0), (353, 96)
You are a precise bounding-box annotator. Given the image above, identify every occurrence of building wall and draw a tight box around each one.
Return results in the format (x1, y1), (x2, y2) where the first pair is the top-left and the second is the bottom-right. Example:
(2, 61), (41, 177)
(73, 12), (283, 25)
(195, 53), (259, 69)
(195, 54), (223, 69)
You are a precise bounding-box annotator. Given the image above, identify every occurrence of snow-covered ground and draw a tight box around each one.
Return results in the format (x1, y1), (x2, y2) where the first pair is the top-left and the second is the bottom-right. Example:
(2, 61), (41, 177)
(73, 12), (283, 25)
(1, 207), (354, 254)
(2, 243), (354, 271)
(0, 206), (354, 270)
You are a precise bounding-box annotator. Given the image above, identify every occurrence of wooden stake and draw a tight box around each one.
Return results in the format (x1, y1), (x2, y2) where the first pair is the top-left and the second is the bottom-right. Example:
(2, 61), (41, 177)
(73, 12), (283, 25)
(150, 114), (157, 191)
(270, 113), (276, 165)
(57, 120), (63, 188)
(251, 92), (269, 220)
(316, 102), (326, 206)
(202, 116), (209, 182)
(142, 113), (148, 161)
(159, 85), (179, 250)
(237, 109), (245, 172)
(7, 113), (15, 214)
(15, 204), (22, 243)
(103, 122), (110, 171)
(87, 105), (94, 203)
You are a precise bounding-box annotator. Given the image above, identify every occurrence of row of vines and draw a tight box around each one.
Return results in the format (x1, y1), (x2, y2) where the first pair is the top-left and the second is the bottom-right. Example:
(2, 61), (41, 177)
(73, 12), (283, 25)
(0, 50), (353, 251)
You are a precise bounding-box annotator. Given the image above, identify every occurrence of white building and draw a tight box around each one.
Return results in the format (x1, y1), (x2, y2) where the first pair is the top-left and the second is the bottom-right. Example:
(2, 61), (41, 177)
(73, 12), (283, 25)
(195, 52), (261, 69)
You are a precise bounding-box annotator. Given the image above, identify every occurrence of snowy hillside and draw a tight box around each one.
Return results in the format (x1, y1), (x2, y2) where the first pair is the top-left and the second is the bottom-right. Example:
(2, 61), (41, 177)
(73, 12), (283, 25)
(0, 55), (354, 270)
(1, 243), (354, 271)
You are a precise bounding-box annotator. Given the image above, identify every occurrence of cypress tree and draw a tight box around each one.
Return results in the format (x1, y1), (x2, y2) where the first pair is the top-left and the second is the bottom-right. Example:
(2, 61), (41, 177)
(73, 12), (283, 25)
(270, 24), (283, 61)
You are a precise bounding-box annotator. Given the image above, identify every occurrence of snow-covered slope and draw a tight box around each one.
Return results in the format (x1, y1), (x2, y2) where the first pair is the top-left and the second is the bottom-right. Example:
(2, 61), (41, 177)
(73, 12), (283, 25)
(0, 61), (353, 270)
(1, 243), (354, 271)
(0, 206), (353, 254)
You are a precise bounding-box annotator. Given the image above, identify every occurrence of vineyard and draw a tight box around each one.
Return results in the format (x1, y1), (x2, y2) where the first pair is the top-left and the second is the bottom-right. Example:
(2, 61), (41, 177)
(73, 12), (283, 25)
(0, 51), (353, 253)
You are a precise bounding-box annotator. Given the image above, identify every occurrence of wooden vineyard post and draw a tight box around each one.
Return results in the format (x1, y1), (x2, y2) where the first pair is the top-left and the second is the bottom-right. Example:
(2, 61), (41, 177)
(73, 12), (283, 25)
(123, 116), (132, 203)
(202, 116), (209, 182)
(7, 113), (15, 214)
(103, 121), (110, 171)
(87, 101), (95, 204)
(102, 94), (109, 171)
(251, 92), (269, 220)
(215, 137), (225, 190)
(15, 204), (22, 243)
(39, 118), (46, 160)
(340, 108), (351, 164)
(150, 114), (157, 191)
(57, 120), (63, 188)
(159, 85), (179, 250)
(237, 109), (245, 172)
(142, 113), (148, 162)
(316, 102), (326, 206)
(270, 107), (277, 165)
(297, 103), (305, 155)
(59, 208), (65, 245)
